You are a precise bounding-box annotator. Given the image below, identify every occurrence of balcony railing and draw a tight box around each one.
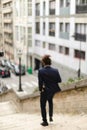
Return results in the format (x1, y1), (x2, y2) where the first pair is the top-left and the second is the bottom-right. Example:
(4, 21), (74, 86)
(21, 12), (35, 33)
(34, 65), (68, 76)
(4, 28), (13, 33)
(3, 7), (12, 14)
(5, 38), (13, 44)
(59, 32), (69, 40)
(74, 33), (86, 42)
(59, 7), (70, 16)
(76, 5), (87, 13)
(4, 18), (12, 23)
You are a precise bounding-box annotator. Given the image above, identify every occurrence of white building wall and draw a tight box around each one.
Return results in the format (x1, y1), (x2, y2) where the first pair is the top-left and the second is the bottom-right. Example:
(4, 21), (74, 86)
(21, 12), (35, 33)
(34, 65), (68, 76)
(70, 0), (76, 14)
(13, 0), (33, 69)
(34, 0), (87, 79)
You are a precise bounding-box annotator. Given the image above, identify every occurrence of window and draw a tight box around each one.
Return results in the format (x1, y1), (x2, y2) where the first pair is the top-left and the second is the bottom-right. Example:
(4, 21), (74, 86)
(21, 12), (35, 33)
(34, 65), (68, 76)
(36, 22), (40, 34)
(65, 47), (69, 55)
(28, 0), (32, 16)
(36, 3), (40, 16)
(43, 22), (45, 35)
(20, 27), (26, 45)
(59, 46), (63, 53)
(74, 49), (85, 60)
(15, 26), (19, 41)
(43, 1), (46, 16)
(60, 0), (70, 7)
(60, 0), (64, 7)
(81, 0), (87, 4)
(65, 23), (70, 33)
(22, 0), (26, 16)
(43, 42), (46, 48)
(28, 27), (32, 33)
(49, 22), (55, 36)
(49, 43), (55, 50)
(75, 23), (86, 34)
(66, 0), (70, 7)
(49, 0), (55, 15)
(35, 40), (40, 47)
(60, 23), (63, 32)
(75, 23), (86, 42)
(28, 27), (32, 47)
(77, 0), (87, 5)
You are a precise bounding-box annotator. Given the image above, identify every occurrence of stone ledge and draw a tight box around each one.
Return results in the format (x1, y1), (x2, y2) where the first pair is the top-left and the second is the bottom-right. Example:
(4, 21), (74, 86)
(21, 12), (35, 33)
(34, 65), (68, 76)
(59, 78), (87, 92)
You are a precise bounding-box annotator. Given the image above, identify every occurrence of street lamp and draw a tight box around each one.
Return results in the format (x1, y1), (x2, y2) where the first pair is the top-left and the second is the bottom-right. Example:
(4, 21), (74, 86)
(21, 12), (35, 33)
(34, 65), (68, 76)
(78, 38), (81, 78)
(17, 49), (23, 91)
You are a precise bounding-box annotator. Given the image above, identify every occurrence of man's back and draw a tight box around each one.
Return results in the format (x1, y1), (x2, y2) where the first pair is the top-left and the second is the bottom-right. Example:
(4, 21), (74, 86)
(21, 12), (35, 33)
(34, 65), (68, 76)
(40, 66), (61, 84)
(39, 66), (61, 93)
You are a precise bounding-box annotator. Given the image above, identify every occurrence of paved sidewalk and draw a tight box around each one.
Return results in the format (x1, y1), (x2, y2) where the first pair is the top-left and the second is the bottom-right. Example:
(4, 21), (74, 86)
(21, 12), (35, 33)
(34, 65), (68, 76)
(6, 74), (39, 99)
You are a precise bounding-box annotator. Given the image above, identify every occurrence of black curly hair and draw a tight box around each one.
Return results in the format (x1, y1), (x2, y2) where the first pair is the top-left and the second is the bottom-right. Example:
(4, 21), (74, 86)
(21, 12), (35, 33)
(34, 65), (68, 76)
(41, 55), (51, 66)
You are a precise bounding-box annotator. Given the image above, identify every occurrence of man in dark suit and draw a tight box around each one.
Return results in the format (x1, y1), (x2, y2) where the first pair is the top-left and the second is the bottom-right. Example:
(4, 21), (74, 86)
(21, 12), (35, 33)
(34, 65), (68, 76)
(38, 55), (62, 126)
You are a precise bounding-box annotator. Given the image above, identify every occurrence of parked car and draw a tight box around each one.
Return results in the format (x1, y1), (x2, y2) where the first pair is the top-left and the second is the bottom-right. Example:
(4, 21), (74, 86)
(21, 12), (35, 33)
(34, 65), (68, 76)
(5, 60), (14, 70)
(0, 67), (11, 78)
(0, 59), (7, 67)
(12, 64), (26, 75)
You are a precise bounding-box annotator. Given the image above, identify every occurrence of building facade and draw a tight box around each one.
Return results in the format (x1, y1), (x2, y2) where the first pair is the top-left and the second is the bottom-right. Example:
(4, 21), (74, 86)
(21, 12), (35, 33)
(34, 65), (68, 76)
(33, 0), (87, 81)
(2, 0), (14, 60)
(0, 0), (3, 51)
(0, 0), (87, 81)
(13, 0), (34, 70)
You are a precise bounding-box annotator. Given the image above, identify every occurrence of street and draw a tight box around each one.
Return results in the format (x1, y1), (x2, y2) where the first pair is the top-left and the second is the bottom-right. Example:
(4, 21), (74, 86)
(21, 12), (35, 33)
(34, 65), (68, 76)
(0, 72), (38, 92)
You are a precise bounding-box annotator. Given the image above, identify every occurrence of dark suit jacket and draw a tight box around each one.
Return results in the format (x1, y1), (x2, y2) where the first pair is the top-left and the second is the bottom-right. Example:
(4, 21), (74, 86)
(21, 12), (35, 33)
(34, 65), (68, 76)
(38, 66), (62, 99)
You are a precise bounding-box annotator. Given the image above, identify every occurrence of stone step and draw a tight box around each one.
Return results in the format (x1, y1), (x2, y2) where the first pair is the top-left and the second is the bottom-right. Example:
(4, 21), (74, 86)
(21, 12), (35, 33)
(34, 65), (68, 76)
(0, 112), (87, 130)
(0, 101), (87, 130)
(0, 101), (19, 116)
(0, 113), (41, 130)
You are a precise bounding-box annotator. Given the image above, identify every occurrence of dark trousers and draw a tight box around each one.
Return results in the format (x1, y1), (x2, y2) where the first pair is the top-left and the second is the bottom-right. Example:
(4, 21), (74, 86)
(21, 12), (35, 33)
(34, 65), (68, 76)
(40, 91), (53, 122)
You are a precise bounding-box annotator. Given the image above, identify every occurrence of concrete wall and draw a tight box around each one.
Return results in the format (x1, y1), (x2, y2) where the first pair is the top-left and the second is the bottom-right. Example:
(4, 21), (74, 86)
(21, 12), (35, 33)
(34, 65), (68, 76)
(0, 90), (22, 112)
(21, 86), (87, 114)
(0, 85), (87, 114)
(54, 87), (87, 114)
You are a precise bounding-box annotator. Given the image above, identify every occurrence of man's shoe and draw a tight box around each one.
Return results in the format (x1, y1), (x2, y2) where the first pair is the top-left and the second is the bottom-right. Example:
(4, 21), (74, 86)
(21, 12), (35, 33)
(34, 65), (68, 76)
(41, 121), (48, 126)
(49, 117), (53, 122)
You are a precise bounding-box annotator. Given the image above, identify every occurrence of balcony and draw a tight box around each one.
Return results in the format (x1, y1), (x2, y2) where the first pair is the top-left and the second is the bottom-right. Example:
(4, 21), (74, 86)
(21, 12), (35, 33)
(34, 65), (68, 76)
(2, 0), (12, 4)
(60, 7), (70, 16)
(5, 38), (13, 44)
(76, 5), (87, 14)
(3, 7), (12, 14)
(59, 32), (69, 40)
(4, 28), (13, 33)
(74, 33), (86, 42)
(4, 18), (12, 23)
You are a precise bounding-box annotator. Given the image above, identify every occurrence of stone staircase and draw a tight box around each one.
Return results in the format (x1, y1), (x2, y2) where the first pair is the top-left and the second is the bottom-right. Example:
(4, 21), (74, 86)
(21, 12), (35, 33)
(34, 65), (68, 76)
(0, 101), (87, 130)
(0, 101), (19, 116)
(0, 101), (41, 130)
